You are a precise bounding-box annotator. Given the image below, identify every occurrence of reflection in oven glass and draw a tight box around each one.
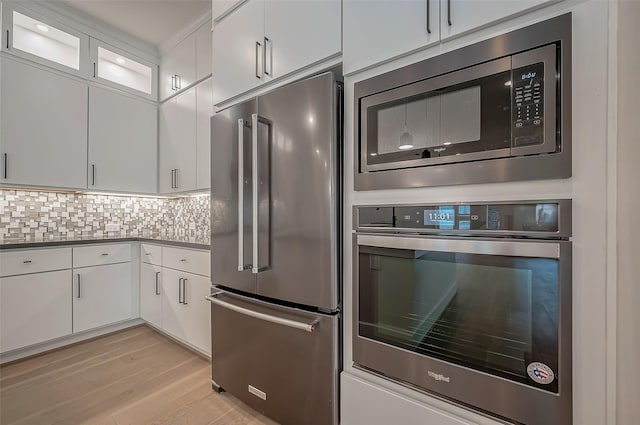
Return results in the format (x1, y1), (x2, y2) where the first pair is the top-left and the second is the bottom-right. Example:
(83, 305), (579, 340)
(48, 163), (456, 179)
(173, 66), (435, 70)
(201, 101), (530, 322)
(359, 248), (559, 393)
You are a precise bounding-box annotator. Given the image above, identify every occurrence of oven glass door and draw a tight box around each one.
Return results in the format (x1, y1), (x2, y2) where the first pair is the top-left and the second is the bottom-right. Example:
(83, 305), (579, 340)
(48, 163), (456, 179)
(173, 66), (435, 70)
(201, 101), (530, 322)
(357, 234), (562, 393)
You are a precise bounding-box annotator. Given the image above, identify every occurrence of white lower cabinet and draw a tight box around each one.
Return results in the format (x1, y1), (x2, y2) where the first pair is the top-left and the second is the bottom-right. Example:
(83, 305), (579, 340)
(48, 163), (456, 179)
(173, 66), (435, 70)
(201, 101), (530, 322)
(0, 270), (73, 353)
(160, 267), (211, 355)
(140, 261), (163, 328)
(73, 262), (133, 333)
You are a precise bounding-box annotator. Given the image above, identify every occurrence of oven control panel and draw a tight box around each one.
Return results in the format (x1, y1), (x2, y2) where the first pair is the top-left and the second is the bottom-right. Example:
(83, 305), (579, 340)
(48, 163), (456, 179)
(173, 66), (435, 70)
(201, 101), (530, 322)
(357, 202), (570, 236)
(512, 62), (545, 147)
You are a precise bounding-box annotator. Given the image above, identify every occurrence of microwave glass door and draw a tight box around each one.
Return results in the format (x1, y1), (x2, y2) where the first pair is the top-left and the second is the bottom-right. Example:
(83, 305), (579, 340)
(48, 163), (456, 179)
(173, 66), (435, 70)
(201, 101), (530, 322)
(358, 237), (561, 393)
(359, 45), (558, 174)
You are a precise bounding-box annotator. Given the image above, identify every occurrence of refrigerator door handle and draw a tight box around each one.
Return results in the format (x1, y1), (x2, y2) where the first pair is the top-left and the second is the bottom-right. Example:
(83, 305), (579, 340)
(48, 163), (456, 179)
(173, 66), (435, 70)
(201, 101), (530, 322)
(237, 118), (250, 272)
(206, 294), (318, 332)
(251, 113), (272, 274)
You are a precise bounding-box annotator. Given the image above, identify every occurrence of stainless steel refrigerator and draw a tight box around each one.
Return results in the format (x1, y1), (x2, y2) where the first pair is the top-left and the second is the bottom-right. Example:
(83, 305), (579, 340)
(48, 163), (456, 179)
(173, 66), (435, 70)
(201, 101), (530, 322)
(207, 71), (342, 425)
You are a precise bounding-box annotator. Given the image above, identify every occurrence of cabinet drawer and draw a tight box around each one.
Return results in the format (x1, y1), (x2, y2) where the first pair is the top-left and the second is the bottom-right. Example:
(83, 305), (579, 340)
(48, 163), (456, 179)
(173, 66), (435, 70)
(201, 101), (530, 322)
(73, 243), (131, 268)
(162, 246), (210, 277)
(141, 243), (162, 265)
(0, 247), (72, 277)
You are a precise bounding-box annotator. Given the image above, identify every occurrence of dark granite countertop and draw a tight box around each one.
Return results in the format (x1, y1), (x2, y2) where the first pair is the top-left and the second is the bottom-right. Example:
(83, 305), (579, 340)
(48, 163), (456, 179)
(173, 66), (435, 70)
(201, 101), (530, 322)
(0, 234), (210, 250)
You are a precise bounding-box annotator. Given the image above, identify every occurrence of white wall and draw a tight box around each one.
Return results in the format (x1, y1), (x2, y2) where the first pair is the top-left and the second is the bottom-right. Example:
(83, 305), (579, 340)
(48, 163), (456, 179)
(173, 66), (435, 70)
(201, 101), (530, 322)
(616, 1), (640, 424)
(341, 1), (612, 424)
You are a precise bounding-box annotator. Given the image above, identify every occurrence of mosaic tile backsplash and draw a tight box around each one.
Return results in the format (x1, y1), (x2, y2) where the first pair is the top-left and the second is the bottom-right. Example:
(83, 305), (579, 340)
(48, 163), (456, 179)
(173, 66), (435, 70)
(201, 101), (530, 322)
(0, 189), (210, 242)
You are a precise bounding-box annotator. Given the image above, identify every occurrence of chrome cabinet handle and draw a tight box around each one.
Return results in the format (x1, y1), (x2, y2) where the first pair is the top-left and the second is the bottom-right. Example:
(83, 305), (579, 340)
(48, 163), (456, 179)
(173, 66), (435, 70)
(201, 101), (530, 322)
(447, 0), (452, 26)
(171, 75), (176, 90)
(3, 153), (7, 179)
(179, 258), (186, 262)
(93, 62), (96, 78)
(6, 30), (9, 49)
(155, 271), (160, 295)
(91, 164), (96, 186)
(175, 74), (181, 90)
(23, 260), (32, 264)
(101, 253), (109, 256)
(77, 274), (81, 299)
(182, 279), (188, 305)
(178, 278), (183, 304)
(263, 37), (272, 76)
(174, 169), (179, 188)
(255, 41), (262, 79)
(426, 0), (431, 34)
(206, 294), (318, 333)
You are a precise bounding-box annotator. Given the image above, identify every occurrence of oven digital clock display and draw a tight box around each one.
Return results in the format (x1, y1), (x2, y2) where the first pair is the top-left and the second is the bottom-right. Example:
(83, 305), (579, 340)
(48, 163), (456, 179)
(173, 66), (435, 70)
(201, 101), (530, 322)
(424, 208), (455, 228)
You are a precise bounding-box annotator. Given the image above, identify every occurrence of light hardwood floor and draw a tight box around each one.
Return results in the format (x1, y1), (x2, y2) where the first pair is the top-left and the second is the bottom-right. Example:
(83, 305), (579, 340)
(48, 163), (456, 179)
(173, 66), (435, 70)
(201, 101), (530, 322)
(0, 326), (279, 425)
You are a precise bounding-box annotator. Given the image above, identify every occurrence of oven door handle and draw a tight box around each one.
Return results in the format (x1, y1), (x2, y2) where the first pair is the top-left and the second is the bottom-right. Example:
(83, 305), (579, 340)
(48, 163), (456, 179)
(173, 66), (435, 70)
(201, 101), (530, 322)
(357, 234), (560, 259)
(206, 293), (318, 333)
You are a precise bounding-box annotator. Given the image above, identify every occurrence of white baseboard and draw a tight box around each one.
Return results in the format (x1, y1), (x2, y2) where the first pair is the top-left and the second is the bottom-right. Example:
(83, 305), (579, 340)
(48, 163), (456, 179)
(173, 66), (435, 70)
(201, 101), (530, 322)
(0, 318), (144, 365)
(143, 321), (211, 360)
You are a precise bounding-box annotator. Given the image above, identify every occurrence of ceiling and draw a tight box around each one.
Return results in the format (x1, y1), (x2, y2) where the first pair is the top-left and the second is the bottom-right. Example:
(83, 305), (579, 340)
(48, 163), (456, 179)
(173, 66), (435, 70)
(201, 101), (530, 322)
(60, 0), (210, 48)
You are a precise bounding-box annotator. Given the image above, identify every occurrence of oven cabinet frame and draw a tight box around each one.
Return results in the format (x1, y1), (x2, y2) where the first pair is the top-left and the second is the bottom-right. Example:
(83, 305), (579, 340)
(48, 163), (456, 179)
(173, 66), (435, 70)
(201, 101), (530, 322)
(353, 13), (572, 190)
(351, 232), (572, 425)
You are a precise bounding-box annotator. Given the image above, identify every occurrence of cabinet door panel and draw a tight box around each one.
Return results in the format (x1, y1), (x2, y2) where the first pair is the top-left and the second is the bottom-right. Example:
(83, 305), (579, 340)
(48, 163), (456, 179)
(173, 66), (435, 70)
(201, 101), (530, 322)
(160, 36), (196, 100)
(0, 270), (72, 353)
(88, 87), (157, 194)
(212, 0), (264, 105)
(0, 57), (87, 189)
(73, 263), (132, 333)
(196, 79), (213, 190)
(441, 0), (554, 40)
(159, 90), (197, 193)
(195, 21), (213, 80)
(343, 0), (440, 75)
(264, 0), (341, 79)
(182, 273), (211, 355)
(140, 262), (163, 328)
(160, 268), (186, 341)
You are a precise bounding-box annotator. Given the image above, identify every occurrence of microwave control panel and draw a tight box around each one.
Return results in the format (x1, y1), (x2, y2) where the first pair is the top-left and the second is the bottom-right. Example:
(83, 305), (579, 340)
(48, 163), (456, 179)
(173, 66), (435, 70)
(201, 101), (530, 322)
(512, 62), (545, 147)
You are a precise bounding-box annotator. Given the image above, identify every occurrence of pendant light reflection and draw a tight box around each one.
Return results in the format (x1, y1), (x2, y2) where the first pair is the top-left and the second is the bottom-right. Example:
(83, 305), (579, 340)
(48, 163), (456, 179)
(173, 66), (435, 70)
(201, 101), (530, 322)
(398, 102), (414, 150)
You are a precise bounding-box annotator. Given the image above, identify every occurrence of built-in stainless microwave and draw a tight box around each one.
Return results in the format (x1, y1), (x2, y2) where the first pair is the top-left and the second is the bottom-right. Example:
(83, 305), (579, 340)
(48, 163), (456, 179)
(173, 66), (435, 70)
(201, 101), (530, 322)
(354, 14), (572, 190)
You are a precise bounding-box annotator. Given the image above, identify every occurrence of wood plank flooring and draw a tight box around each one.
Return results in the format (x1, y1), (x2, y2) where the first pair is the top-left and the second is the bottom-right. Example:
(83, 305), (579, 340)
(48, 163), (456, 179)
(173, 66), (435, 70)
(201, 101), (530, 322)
(0, 326), (279, 425)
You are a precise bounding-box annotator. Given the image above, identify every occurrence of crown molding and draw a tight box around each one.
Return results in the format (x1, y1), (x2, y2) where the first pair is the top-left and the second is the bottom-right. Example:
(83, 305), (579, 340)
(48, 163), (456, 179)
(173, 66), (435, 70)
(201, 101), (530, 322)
(159, 4), (212, 56)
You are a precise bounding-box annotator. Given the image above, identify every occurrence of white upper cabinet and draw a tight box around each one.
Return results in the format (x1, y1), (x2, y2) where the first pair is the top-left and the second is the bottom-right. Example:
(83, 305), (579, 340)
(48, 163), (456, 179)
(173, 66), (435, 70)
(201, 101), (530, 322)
(160, 19), (212, 101)
(343, 0), (557, 74)
(0, 57), (88, 190)
(212, 0), (341, 105)
(160, 35), (196, 100)
(343, 0), (440, 75)
(90, 38), (158, 100)
(88, 86), (157, 194)
(1, 3), (89, 77)
(440, 0), (555, 40)
(196, 79), (213, 190)
(159, 89), (197, 194)
(212, 0), (264, 105)
(195, 21), (213, 81)
(263, 0), (341, 80)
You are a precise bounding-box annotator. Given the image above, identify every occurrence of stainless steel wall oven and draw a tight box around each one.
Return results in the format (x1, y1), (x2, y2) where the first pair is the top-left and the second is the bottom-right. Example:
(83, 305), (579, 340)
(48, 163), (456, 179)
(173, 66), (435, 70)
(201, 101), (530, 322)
(354, 14), (572, 190)
(353, 200), (572, 424)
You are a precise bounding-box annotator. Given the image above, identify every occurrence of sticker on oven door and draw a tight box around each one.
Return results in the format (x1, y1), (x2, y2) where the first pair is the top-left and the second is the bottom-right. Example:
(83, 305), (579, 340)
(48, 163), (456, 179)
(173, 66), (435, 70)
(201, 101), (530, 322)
(527, 362), (555, 385)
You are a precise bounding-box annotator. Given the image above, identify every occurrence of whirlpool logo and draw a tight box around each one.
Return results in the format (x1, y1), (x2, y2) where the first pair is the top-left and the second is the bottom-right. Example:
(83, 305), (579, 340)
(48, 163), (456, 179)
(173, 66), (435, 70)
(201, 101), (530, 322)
(427, 371), (450, 383)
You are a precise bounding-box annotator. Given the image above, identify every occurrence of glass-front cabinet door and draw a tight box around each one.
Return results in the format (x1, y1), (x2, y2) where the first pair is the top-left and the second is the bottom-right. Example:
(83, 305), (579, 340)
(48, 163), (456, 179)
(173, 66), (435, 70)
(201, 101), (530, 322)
(1, 3), (89, 77)
(357, 235), (568, 394)
(90, 38), (158, 100)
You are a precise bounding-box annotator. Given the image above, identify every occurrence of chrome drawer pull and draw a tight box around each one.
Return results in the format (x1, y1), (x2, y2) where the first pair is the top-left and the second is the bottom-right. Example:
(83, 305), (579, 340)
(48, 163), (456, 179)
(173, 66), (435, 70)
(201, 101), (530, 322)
(23, 260), (32, 264)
